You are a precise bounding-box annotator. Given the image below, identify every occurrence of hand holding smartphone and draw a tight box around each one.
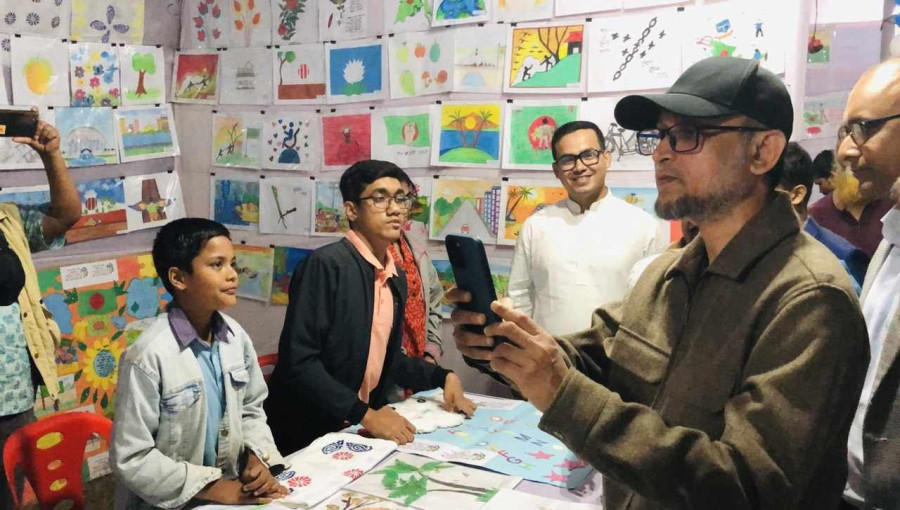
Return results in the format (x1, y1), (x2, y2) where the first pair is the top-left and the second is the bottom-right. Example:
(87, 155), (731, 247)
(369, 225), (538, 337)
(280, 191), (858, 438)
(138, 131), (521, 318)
(0, 109), (38, 138)
(445, 234), (508, 347)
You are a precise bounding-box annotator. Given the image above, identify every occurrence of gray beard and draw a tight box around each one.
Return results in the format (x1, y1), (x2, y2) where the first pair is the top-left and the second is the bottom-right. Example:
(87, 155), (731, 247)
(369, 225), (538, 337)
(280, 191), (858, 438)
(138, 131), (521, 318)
(655, 184), (755, 222)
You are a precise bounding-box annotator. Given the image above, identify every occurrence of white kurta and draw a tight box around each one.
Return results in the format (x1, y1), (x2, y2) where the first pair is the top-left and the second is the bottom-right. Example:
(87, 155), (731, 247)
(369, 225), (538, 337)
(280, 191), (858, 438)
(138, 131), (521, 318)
(508, 193), (666, 336)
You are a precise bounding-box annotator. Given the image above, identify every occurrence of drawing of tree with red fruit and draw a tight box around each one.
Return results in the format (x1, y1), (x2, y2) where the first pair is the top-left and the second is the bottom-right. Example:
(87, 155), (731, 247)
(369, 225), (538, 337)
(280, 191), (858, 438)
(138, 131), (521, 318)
(233, 0), (263, 46)
(276, 0), (308, 42)
(192, 0), (222, 44)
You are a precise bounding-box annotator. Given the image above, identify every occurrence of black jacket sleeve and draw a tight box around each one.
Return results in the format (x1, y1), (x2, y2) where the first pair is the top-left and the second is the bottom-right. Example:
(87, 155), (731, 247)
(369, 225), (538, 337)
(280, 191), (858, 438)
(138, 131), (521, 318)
(0, 233), (24, 306)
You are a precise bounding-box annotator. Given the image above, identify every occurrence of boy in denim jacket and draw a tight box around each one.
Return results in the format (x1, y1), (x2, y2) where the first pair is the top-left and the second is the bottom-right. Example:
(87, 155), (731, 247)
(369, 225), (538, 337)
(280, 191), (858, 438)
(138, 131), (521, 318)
(112, 218), (288, 509)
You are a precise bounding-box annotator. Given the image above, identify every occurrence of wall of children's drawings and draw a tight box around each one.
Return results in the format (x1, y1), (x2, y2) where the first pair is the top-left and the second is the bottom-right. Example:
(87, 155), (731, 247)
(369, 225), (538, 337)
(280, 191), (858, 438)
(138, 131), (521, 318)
(0, 0), (888, 488)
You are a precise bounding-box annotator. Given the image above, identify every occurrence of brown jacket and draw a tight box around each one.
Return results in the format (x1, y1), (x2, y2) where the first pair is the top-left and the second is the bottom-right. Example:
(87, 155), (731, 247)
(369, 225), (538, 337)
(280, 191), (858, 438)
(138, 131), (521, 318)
(538, 193), (869, 509)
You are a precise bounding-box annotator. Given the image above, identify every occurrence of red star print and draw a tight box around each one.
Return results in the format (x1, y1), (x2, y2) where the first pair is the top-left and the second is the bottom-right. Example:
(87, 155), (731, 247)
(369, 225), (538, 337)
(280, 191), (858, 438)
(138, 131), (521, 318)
(527, 450), (553, 460)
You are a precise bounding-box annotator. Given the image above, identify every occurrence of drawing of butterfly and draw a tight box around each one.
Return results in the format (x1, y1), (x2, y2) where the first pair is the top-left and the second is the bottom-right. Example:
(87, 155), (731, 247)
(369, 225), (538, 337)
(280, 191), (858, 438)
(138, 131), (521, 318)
(321, 439), (374, 454)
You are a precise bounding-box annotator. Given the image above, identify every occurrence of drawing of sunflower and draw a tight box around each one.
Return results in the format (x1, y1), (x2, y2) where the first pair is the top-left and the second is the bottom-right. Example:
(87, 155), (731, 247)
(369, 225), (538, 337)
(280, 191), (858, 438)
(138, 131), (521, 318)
(75, 337), (125, 412)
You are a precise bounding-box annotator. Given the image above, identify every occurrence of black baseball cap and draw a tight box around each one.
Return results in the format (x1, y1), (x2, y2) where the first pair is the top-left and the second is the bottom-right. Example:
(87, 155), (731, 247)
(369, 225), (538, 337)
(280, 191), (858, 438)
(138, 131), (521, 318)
(614, 57), (793, 139)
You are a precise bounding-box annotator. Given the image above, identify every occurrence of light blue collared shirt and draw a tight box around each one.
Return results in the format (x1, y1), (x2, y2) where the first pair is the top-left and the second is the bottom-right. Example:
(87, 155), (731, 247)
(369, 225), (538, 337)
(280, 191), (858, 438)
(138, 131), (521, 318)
(167, 305), (229, 467)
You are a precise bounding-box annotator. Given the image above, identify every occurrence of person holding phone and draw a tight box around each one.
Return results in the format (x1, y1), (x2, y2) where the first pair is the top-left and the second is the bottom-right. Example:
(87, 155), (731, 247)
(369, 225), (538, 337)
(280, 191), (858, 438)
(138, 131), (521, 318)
(265, 160), (475, 453)
(0, 116), (80, 509)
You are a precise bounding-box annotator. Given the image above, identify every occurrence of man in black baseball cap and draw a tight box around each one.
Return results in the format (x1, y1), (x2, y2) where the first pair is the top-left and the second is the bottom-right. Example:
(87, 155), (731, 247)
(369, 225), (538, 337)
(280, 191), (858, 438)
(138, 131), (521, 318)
(447, 56), (868, 510)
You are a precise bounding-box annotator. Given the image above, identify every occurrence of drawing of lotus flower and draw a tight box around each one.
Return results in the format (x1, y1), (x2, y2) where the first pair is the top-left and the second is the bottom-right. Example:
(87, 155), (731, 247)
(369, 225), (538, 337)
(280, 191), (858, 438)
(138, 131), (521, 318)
(342, 59), (366, 95)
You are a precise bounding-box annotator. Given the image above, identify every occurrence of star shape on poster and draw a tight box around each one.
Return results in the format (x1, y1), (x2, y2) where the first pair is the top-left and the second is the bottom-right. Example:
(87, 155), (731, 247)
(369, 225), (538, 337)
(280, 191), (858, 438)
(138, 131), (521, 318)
(555, 458), (587, 471)
(659, 30), (667, 39)
(544, 471), (569, 483)
(528, 450), (553, 460)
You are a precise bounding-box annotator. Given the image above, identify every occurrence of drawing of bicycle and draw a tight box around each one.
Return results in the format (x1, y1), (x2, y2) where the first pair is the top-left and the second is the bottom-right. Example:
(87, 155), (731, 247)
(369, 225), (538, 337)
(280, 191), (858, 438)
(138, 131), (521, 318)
(605, 123), (654, 161)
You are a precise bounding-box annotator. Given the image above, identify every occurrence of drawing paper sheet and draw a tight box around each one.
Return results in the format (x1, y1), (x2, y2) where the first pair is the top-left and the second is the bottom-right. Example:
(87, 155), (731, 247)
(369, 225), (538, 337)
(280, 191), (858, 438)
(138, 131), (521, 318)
(347, 452), (522, 509)
(212, 111), (264, 169)
(609, 186), (658, 217)
(273, 43), (327, 105)
(210, 171), (261, 231)
(371, 105), (434, 168)
(404, 175), (432, 247)
(227, 0), (273, 47)
(392, 389), (594, 488)
(625, 0), (687, 8)
(481, 489), (602, 510)
(319, 0), (368, 42)
(431, 102), (503, 168)
(172, 51), (220, 104)
(429, 177), (503, 243)
(579, 97), (654, 171)
(803, 91), (848, 140)
(388, 30), (454, 99)
(384, 0), (431, 34)
(0, 185), (50, 205)
(0, 0), (71, 38)
(555, 0), (620, 17)
(181, 0), (229, 49)
(118, 45), (166, 106)
(451, 24), (507, 94)
(499, 178), (566, 245)
(261, 110), (322, 171)
(271, 0), (320, 44)
(69, 42), (122, 107)
(11, 36), (70, 107)
(259, 176), (314, 235)
(492, 0), (554, 24)
(271, 246), (313, 305)
(71, 0), (145, 44)
(123, 171), (186, 232)
(431, 0), (489, 27)
(312, 178), (350, 236)
(56, 107), (120, 168)
(114, 105), (180, 162)
(586, 10), (684, 93)
(504, 22), (587, 94)
(0, 108), (54, 170)
(501, 99), (579, 170)
(325, 38), (387, 104)
(233, 244), (274, 302)
(219, 47), (273, 105)
(321, 110), (371, 171)
(66, 177), (127, 244)
(310, 490), (407, 510)
(274, 432), (397, 508)
(390, 394), (466, 433)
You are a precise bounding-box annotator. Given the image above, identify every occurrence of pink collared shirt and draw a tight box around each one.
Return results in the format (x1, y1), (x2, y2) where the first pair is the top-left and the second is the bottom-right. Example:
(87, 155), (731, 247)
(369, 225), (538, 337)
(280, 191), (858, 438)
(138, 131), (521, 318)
(346, 230), (398, 403)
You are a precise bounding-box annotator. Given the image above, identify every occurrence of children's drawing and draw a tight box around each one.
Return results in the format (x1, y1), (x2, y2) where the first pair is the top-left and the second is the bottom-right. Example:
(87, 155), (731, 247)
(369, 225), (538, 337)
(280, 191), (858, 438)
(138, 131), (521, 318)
(211, 173), (260, 231)
(610, 187), (658, 217)
(233, 244), (274, 302)
(317, 490), (407, 510)
(431, 258), (455, 316)
(346, 453), (520, 509)
(273, 43), (327, 104)
(371, 106), (433, 168)
(500, 179), (566, 245)
(501, 100), (578, 170)
(626, 0), (686, 8)
(118, 45), (166, 105)
(181, 0), (226, 49)
(321, 111), (371, 171)
(452, 25), (507, 93)
(228, 0), (272, 47)
(405, 176), (432, 247)
(271, 246), (312, 305)
(219, 47), (273, 105)
(114, 105), (180, 162)
(807, 23), (833, 66)
(429, 177), (503, 243)
(313, 179), (349, 236)
(683, 2), (784, 74)
(0, 185), (50, 207)
(326, 40), (386, 104)
(69, 42), (121, 107)
(431, 102), (503, 168)
(384, 0), (431, 34)
(172, 51), (219, 104)
(432, 0), (489, 27)
(579, 97), (653, 171)
(71, 0), (145, 44)
(271, 0), (319, 44)
(803, 92), (848, 140)
(391, 394), (465, 432)
(212, 112), (263, 169)
(262, 112), (321, 171)
(555, 0), (619, 17)
(56, 107), (119, 168)
(587, 12), (683, 93)
(259, 176), (314, 235)
(505, 22), (585, 93)
(67, 178), (127, 244)
(0, 0), (71, 37)
(0, 108), (54, 170)
(389, 31), (453, 99)
(123, 171), (186, 232)
(482, 489), (602, 510)
(490, 258), (511, 299)
(0, 33), (10, 68)
(318, 0), (367, 41)
(11, 36), (69, 107)
(492, 0), (553, 23)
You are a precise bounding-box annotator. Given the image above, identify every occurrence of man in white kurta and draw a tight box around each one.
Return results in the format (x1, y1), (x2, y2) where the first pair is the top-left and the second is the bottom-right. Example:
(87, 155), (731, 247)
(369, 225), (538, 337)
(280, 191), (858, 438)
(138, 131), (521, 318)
(508, 121), (666, 336)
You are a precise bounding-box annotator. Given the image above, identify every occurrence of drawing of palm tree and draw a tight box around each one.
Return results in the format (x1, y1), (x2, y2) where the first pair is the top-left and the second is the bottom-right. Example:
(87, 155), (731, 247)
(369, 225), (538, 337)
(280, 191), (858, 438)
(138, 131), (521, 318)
(470, 108), (494, 149)
(506, 186), (534, 221)
(447, 109), (469, 147)
(373, 459), (498, 505)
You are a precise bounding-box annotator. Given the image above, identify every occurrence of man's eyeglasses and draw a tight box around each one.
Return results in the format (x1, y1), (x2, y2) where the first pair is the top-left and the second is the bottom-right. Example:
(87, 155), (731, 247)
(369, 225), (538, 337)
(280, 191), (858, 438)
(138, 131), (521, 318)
(636, 124), (769, 156)
(554, 148), (605, 172)
(358, 193), (413, 210)
(837, 112), (900, 147)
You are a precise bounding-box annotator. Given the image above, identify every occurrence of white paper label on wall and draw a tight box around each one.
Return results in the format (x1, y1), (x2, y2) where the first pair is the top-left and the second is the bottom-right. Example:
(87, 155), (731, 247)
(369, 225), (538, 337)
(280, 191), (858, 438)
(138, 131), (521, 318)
(60, 260), (120, 290)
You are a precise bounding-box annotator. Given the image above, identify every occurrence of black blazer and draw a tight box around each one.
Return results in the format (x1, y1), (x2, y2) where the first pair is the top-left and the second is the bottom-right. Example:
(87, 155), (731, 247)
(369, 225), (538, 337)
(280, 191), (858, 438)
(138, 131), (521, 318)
(265, 238), (449, 453)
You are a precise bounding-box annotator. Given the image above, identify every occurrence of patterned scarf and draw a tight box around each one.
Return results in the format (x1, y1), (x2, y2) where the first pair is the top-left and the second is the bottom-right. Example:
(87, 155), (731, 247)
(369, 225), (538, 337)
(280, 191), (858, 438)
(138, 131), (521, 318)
(388, 236), (427, 361)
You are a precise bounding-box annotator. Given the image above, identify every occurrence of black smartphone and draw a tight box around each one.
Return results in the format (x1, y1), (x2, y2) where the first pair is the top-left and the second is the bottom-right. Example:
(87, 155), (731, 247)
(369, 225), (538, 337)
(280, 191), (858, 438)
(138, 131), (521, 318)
(445, 234), (507, 346)
(0, 109), (38, 138)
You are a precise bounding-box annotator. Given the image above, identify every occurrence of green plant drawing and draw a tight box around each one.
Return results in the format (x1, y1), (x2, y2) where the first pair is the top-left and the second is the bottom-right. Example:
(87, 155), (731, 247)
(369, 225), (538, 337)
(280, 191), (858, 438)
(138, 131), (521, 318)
(373, 458), (499, 505)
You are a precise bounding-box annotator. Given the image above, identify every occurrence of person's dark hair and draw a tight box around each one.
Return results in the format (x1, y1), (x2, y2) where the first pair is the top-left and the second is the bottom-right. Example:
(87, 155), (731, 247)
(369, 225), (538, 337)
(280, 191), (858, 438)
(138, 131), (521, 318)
(812, 150), (835, 180)
(777, 142), (814, 206)
(551, 121), (606, 161)
(339, 160), (410, 203)
(152, 218), (231, 295)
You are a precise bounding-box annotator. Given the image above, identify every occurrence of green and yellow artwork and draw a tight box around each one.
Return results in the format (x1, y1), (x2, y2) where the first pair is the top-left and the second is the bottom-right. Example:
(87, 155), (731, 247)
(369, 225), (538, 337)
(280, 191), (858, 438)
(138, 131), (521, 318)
(506, 24), (585, 92)
(433, 103), (502, 168)
(503, 102), (578, 169)
(212, 113), (262, 169)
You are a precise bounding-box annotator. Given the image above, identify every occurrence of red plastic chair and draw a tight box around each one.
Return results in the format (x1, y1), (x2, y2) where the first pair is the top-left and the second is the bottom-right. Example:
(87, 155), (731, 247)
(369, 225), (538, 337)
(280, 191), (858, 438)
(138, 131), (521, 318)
(3, 412), (112, 510)
(258, 353), (278, 383)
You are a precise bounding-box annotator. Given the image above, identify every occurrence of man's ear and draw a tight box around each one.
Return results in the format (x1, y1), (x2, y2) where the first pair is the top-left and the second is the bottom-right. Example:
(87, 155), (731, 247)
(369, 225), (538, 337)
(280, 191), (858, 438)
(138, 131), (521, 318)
(748, 131), (788, 178)
(168, 267), (189, 292)
(788, 184), (808, 206)
(344, 200), (358, 223)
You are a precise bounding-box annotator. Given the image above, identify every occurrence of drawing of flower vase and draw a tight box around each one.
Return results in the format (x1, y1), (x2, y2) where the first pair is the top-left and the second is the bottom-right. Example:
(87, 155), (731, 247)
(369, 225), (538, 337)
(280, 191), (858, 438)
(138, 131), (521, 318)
(342, 59), (366, 95)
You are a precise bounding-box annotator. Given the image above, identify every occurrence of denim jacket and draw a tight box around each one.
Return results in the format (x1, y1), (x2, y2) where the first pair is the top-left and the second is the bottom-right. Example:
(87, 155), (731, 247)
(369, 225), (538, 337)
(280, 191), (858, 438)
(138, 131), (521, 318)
(111, 312), (284, 509)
